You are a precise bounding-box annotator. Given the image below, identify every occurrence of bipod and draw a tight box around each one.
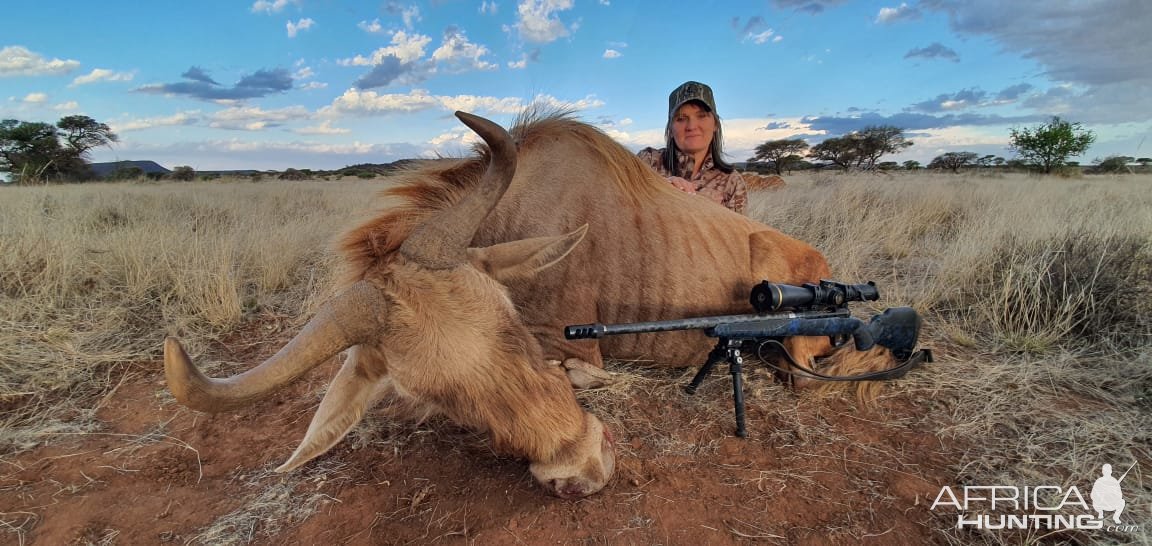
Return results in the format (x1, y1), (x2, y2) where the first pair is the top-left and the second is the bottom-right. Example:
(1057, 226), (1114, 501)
(684, 337), (748, 437)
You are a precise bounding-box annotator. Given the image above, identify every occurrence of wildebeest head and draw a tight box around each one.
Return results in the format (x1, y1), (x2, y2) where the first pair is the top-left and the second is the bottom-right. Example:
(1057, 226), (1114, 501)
(163, 111), (614, 498)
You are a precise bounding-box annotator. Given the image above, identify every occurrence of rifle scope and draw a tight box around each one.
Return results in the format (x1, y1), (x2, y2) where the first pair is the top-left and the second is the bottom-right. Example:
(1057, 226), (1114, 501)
(750, 279), (879, 312)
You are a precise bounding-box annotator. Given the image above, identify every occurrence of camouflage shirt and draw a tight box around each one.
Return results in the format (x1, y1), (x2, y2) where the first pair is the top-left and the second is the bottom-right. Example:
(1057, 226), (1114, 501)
(637, 147), (748, 214)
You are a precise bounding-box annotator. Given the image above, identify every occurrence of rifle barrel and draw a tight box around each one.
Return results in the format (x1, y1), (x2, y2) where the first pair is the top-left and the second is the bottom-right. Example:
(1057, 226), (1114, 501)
(564, 310), (849, 340)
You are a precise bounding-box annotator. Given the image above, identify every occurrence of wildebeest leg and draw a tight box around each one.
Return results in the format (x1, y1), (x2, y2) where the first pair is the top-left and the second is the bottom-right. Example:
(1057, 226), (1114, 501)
(560, 358), (615, 389)
(783, 336), (894, 400)
(538, 332), (614, 388)
(780, 335), (831, 388)
(276, 346), (391, 472)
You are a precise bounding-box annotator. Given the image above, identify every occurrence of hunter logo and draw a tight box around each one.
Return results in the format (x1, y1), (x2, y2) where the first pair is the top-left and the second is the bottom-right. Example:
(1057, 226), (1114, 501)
(931, 462), (1141, 533)
(1091, 463), (1127, 523)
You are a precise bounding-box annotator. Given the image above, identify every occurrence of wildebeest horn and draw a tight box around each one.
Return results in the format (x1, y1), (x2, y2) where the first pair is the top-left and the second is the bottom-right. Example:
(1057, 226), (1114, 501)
(164, 281), (388, 412)
(399, 111), (517, 269)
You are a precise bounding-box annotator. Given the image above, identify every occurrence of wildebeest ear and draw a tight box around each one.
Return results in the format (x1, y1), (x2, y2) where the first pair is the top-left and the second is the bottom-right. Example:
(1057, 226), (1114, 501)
(467, 224), (588, 283)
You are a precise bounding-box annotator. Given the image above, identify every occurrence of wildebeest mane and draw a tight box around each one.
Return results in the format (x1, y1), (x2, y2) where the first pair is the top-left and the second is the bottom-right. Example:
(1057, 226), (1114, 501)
(338, 108), (669, 285)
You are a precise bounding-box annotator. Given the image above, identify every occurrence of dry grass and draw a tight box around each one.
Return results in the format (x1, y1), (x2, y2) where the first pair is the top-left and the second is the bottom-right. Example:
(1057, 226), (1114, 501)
(188, 461), (347, 545)
(751, 171), (1152, 545)
(0, 178), (381, 453)
(2, 172), (1151, 544)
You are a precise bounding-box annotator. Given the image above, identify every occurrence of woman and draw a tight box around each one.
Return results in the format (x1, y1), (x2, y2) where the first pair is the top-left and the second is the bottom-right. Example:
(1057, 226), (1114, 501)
(638, 81), (748, 214)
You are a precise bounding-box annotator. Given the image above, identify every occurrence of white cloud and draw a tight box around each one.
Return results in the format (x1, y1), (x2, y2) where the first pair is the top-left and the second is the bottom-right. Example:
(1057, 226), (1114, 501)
(287, 18), (314, 38)
(397, 5), (421, 29)
(507, 56), (528, 69)
(53, 101), (79, 111)
(528, 93), (605, 112)
(876, 3), (920, 24)
(432, 28), (497, 72)
(479, 1), (498, 15)
(293, 120), (350, 135)
(321, 88), (603, 118)
(22, 92), (48, 104)
(208, 105), (311, 130)
(513, 0), (575, 44)
(300, 81), (328, 90)
(205, 139), (394, 156)
(71, 68), (134, 86)
(428, 126), (480, 155)
(322, 88), (443, 116)
(747, 30), (776, 45)
(439, 94), (525, 115)
(0, 46), (80, 77)
(339, 30), (431, 66)
(358, 18), (384, 33)
(111, 111), (202, 133)
(251, 0), (297, 14)
(603, 49), (621, 59)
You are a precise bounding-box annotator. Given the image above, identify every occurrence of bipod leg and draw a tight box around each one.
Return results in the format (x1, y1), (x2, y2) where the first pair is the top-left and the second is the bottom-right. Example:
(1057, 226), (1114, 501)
(726, 343), (747, 438)
(684, 340), (729, 395)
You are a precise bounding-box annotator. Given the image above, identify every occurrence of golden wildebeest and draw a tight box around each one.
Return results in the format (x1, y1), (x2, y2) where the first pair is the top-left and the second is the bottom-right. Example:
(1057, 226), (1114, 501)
(164, 112), (615, 499)
(742, 172), (787, 190)
(341, 109), (898, 397)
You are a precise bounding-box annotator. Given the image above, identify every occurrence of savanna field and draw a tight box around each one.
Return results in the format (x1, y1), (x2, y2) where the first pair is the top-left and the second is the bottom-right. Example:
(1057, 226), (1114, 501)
(1, 171), (1149, 545)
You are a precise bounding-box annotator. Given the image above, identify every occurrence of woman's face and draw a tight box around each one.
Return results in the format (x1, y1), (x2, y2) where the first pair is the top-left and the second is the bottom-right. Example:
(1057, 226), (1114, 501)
(671, 102), (716, 157)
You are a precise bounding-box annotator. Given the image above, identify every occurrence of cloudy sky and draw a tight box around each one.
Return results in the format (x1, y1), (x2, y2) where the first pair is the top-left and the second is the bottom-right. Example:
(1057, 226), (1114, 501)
(2, 0), (1149, 171)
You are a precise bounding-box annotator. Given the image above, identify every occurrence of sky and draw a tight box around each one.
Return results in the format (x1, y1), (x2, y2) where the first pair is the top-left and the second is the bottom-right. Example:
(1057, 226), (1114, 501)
(2, 0), (1150, 172)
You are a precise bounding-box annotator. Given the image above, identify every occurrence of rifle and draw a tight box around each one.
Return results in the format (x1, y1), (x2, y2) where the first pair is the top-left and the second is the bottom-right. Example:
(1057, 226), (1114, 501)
(564, 280), (933, 437)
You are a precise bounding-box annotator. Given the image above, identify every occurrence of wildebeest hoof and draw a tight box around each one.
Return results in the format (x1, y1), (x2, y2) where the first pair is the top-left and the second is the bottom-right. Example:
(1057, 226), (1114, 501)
(562, 358), (614, 389)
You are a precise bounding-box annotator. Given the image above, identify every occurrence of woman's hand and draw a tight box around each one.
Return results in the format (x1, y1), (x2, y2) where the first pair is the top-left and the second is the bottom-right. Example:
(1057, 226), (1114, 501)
(667, 176), (696, 194)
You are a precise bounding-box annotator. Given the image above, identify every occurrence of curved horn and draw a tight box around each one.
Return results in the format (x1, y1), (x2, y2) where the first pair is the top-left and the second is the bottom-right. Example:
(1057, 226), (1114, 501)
(399, 111), (517, 269)
(164, 281), (388, 412)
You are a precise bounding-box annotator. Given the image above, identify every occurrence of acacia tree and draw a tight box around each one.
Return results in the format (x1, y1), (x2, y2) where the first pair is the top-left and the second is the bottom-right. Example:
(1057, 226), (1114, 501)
(0, 119), (68, 183)
(849, 125), (913, 170)
(749, 138), (810, 174)
(809, 137), (857, 170)
(1009, 116), (1095, 174)
(56, 115), (118, 160)
(1, 116), (115, 183)
(929, 151), (978, 173)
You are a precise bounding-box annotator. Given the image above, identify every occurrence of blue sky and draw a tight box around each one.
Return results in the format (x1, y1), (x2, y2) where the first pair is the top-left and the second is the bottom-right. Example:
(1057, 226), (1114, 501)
(2, 0), (1149, 171)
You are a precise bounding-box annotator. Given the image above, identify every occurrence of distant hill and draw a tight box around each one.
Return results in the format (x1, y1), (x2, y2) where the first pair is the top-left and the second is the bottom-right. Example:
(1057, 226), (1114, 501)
(90, 160), (170, 177)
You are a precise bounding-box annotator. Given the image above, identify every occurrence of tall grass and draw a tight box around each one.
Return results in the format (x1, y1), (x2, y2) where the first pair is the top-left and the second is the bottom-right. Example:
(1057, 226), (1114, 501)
(0, 179), (379, 451)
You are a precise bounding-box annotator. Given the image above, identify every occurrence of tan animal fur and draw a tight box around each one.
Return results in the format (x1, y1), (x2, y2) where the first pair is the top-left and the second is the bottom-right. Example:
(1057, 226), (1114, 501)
(340, 109), (897, 399)
(164, 112), (614, 499)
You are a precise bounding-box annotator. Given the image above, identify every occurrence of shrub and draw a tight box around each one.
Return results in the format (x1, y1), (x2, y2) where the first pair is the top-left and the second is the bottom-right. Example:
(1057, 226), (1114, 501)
(171, 165), (196, 181)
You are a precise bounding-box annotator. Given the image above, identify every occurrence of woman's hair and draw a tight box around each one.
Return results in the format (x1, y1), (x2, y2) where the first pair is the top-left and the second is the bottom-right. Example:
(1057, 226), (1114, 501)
(662, 101), (736, 174)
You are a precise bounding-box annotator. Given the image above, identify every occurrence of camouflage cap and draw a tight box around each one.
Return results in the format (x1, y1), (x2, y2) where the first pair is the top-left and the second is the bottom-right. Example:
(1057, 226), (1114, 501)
(668, 81), (717, 118)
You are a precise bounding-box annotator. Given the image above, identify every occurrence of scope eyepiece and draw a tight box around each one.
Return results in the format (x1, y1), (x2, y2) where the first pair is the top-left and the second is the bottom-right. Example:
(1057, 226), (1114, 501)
(750, 279), (878, 312)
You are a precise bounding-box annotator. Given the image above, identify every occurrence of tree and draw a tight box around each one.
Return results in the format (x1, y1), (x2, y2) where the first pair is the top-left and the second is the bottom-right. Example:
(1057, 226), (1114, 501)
(1, 116), (112, 183)
(848, 125), (913, 170)
(1, 119), (67, 183)
(171, 165), (196, 181)
(809, 137), (857, 170)
(56, 115), (118, 160)
(902, 160), (921, 170)
(749, 138), (810, 175)
(1008, 116), (1096, 174)
(1092, 156), (1134, 174)
(929, 151), (978, 173)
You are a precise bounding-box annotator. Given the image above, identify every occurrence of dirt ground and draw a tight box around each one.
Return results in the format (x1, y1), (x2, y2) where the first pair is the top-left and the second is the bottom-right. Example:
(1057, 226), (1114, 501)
(2, 326), (962, 545)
